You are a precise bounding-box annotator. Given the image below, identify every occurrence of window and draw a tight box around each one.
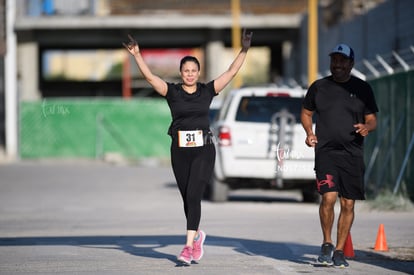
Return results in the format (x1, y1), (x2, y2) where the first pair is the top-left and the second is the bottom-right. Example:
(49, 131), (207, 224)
(235, 96), (303, 123)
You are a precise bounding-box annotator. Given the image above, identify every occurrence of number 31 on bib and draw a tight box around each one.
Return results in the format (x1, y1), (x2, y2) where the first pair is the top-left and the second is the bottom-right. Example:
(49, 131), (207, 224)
(178, 130), (204, 147)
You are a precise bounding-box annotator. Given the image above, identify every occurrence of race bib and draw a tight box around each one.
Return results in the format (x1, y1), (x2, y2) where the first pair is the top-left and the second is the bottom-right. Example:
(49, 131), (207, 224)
(178, 130), (204, 147)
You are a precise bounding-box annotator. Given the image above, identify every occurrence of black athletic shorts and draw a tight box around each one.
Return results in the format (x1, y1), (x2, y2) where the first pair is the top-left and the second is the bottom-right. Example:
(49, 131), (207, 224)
(315, 150), (365, 200)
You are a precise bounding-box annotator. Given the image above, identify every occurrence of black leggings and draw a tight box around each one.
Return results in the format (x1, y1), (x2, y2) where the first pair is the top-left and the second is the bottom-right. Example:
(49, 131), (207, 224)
(171, 142), (216, 231)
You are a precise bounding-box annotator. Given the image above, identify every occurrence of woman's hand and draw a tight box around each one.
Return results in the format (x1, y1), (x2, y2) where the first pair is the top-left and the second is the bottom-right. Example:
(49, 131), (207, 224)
(123, 34), (140, 56)
(241, 29), (253, 51)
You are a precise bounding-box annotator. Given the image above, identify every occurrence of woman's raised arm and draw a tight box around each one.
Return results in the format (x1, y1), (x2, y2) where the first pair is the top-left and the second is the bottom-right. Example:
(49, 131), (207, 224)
(123, 35), (168, 96)
(213, 29), (253, 94)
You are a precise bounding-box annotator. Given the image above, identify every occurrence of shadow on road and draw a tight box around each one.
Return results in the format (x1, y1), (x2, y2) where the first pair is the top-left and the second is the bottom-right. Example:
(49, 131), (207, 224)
(228, 193), (300, 203)
(166, 182), (304, 203)
(0, 235), (412, 273)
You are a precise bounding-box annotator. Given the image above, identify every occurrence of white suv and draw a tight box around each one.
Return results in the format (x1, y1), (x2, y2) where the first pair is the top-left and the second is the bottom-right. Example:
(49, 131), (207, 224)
(208, 85), (318, 202)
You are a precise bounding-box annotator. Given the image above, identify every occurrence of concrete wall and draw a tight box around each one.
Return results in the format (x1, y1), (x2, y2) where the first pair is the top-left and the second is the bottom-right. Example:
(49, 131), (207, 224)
(18, 42), (40, 101)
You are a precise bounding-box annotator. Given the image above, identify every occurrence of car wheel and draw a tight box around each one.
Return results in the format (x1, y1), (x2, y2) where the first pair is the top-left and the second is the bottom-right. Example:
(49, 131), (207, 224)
(209, 175), (229, 202)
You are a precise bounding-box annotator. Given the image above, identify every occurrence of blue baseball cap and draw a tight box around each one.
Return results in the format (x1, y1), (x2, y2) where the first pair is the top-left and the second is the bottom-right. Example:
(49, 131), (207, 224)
(329, 44), (354, 60)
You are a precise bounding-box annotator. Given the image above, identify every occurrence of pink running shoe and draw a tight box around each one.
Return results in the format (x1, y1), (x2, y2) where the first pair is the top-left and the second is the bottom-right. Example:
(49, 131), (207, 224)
(192, 230), (206, 261)
(177, 245), (193, 265)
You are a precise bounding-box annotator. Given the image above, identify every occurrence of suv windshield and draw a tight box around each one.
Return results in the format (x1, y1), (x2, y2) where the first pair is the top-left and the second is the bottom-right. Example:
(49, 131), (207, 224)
(235, 96), (303, 123)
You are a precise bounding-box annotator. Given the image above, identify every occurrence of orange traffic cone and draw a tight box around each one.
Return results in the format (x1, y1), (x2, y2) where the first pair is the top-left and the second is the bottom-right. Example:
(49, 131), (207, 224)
(374, 224), (389, 251)
(344, 232), (355, 258)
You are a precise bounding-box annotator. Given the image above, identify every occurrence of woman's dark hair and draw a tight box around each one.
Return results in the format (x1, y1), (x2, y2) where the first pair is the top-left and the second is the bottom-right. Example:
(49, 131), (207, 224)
(179, 56), (200, 71)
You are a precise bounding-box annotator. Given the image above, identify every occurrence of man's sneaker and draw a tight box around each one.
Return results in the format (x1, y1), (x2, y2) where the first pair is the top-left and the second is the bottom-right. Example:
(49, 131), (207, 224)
(177, 245), (193, 265)
(193, 230), (206, 261)
(317, 243), (334, 265)
(332, 250), (349, 268)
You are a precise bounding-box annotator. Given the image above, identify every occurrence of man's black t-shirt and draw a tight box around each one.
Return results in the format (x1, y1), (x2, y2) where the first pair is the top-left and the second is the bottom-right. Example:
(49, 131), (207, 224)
(165, 81), (216, 136)
(303, 75), (378, 157)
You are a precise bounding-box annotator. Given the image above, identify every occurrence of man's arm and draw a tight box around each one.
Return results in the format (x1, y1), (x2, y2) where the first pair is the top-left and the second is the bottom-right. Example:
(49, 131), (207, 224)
(354, 113), (377, 136)
(301, 107), (317, 147)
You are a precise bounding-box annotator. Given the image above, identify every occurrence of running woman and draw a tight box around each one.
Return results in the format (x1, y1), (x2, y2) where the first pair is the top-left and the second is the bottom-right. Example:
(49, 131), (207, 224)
(123, 29), (252, 265)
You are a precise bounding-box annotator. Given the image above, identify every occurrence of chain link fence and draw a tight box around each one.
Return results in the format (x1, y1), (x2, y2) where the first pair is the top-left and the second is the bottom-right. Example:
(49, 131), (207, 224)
(364, 69), (414, 202)
(20, 98), (171, 161)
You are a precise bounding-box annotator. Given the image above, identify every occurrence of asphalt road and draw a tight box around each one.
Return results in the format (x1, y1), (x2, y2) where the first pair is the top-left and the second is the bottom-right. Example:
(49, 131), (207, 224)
(0, 160), (413, 275)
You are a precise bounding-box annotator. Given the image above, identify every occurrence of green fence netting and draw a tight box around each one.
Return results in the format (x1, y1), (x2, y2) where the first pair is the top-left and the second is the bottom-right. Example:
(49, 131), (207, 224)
(20, 98), (172, 160)
(365, 70), (414, 201)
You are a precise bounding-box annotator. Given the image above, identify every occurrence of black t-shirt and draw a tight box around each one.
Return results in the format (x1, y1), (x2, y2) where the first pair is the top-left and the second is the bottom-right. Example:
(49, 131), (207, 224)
(165, 81), (216, 136)
(303, 75), (379, 156)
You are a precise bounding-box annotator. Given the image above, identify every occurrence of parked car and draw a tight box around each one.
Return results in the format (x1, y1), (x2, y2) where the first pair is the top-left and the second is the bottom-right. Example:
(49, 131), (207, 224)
(207, 85), (319, 202)
(208, 97), (222, 123)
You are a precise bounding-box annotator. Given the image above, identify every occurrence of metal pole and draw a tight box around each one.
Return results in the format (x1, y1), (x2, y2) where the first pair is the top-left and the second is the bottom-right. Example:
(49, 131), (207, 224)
(393, 132), (414, 194)
(96, 113), (103, 159)
(308, 0), (318, 86)
(231, 0), (242, 88)
(5, 0), (18, 159)
(377, 114), (406, 191)
(364, 116), (390, 184)
(122, 55), (132, 98)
